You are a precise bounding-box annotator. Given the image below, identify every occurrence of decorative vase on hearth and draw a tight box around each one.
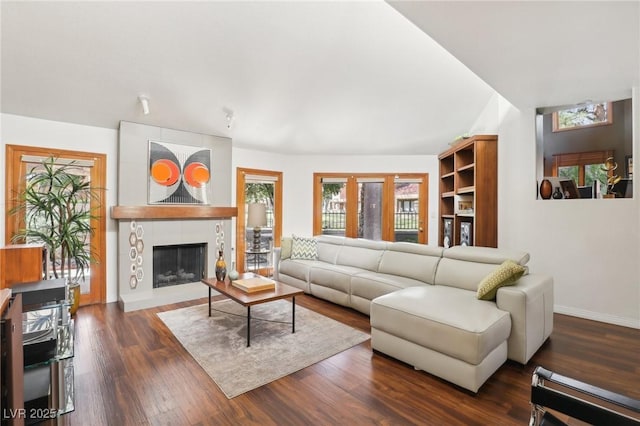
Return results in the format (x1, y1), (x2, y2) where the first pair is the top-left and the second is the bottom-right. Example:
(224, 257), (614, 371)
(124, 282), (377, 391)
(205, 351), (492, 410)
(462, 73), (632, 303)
(228, 261), (239, 281)
(215, 250), (227, 282)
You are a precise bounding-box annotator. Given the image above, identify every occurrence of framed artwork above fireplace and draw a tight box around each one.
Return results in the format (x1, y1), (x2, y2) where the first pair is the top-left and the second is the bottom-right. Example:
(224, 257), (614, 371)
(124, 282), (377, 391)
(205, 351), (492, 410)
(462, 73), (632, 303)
(148, 140), (212, 204)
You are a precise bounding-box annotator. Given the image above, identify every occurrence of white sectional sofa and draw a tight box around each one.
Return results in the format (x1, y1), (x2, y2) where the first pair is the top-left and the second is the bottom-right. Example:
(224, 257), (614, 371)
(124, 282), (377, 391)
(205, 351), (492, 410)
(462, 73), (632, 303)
(273, 235), (554, 392)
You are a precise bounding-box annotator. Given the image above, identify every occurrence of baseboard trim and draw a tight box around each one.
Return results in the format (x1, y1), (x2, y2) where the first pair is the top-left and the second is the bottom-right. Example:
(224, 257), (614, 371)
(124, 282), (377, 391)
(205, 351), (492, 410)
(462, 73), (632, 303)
(554, 305), (640, 329)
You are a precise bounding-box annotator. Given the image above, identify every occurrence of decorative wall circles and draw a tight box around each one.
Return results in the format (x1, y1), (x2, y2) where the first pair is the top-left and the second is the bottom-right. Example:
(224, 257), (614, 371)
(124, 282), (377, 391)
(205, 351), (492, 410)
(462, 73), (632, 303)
(215, 221), (225, 253)
(129, 222), (144, 289)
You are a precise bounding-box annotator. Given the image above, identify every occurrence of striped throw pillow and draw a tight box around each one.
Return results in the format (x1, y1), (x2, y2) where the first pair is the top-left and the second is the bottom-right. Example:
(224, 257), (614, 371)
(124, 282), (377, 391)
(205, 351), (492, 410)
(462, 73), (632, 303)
(290, 235), (318, 260)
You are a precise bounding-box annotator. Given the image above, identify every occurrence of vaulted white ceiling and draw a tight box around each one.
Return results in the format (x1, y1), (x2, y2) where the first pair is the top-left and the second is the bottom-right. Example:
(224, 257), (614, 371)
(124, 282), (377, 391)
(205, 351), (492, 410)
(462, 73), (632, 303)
(389, 1), (639, 110)
(2, 1), (638, 155)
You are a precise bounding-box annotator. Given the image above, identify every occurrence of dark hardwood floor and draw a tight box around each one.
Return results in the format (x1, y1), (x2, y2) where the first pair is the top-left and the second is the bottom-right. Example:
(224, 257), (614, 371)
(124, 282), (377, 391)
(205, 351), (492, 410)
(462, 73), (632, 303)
(64, 294), (640, 425)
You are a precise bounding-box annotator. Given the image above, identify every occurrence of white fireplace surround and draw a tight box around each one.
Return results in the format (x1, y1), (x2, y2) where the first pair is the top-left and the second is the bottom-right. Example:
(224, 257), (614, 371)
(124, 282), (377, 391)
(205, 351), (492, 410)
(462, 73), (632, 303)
(117, 218), (228, 312)
(115, 121), (234, 312)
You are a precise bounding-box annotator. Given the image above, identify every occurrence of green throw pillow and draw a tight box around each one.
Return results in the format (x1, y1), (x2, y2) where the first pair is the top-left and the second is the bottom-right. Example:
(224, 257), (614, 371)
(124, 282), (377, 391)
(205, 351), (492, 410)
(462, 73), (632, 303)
(477, 260), (526, 301)
(290, 235), (318, 260)
(280, 237), (293, 259)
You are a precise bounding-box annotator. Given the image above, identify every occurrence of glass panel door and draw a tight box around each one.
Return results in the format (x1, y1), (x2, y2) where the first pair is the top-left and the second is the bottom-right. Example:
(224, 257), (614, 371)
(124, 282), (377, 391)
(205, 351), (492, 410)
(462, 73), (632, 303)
(321, 180), (347, 236)
(357, 180), (383, 240)
(245, 181), (275, 275)
(394, 180), (421, 243)
(22, 160), (94, 297)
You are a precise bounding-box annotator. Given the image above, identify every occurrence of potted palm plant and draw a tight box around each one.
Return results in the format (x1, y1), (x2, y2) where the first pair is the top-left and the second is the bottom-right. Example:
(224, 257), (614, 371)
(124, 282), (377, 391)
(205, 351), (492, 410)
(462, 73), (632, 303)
(10, 157), (100, 314)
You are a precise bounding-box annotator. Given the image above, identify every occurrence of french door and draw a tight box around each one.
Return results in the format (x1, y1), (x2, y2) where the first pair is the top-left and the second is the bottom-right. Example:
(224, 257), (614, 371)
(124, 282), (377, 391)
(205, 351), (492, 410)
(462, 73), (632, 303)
(5, 145), (107, 306)
(235, 168), (283, 275)
(313, 173), (428, 243)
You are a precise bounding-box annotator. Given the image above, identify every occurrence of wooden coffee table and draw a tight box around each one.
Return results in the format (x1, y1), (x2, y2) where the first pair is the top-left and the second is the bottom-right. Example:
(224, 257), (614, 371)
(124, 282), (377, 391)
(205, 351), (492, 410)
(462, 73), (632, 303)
(201, 273), (304, 347)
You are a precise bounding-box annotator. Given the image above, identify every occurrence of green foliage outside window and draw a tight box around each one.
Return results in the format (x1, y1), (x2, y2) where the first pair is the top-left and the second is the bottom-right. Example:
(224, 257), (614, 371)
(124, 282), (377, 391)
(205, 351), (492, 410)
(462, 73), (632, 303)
(558, 163), (607, 193)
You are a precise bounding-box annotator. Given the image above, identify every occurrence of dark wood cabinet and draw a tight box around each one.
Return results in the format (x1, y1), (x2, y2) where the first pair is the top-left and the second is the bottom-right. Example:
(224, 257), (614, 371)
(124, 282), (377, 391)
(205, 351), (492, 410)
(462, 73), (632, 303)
(0, 245), (44, 290)
(1, 281), (74, 426)
(438, 135), (497, 248)
(1, 291), (25, 426)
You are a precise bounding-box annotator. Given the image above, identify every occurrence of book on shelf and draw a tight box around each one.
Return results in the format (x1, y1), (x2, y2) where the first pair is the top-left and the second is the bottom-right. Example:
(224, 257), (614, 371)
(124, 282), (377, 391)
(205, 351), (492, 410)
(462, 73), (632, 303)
(231, 276), (276, 293)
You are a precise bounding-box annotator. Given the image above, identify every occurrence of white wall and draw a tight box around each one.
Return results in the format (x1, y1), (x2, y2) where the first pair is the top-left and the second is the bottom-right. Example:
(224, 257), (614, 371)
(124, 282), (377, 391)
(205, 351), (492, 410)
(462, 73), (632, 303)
(233, 148), (440, 245)
(1, 114), (120, 303)
(496, 97), (640, 329)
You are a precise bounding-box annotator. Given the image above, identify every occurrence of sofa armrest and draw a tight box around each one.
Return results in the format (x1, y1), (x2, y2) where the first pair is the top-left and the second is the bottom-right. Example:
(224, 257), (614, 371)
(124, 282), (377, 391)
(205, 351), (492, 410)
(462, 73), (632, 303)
(496, 274), (554, 364)
(273, 247), (282, 281)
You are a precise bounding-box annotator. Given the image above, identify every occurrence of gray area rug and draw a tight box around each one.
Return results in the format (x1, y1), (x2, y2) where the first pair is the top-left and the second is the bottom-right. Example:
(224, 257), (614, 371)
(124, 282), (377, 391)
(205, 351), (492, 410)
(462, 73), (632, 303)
(157, 299), (370, 398)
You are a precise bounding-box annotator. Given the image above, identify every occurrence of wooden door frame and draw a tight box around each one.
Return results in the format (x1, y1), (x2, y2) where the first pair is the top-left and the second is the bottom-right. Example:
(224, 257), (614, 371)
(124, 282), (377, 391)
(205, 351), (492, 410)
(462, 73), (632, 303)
(5, 145), (107, 305)
(313, 172), (428, 243)
(236, 167), (283, 274)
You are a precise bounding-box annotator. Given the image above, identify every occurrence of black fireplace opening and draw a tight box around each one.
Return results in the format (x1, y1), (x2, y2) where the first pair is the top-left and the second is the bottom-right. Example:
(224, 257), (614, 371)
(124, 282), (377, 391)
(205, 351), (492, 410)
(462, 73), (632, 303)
(153, 243), (207, 288)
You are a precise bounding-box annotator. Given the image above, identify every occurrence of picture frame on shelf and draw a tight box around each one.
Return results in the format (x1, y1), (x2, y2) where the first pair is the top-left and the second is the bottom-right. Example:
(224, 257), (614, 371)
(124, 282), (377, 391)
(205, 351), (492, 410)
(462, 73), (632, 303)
(560, 179), (579, 199)
(460, 221), (472, 246)
(626, 155), (633, 178)
(443, 218), (453, 248)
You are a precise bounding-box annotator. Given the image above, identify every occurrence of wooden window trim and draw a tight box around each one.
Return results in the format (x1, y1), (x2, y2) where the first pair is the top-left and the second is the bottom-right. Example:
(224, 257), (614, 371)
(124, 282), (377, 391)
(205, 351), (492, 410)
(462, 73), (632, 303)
(5, 144), (107, 305)
(236, 168), (282, 275)
(313, 172), (428, 243)
(552, 102), (613, 132)
(552, 150), (614, 185)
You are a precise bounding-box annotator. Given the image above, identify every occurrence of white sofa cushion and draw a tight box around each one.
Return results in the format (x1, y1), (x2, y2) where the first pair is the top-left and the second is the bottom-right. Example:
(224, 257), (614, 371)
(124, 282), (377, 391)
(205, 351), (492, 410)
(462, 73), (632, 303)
(444, 245), (530, 265)
(278, 259), (317, 282)
(316, 235), (345, 264)
(371, 286), (511, 365)
(309, 263), (363, 294)
(378, 243), (443, 284)
(435, 246), (531, 291)
(351, 271), (427, 302)
(336, 239), (386, 271)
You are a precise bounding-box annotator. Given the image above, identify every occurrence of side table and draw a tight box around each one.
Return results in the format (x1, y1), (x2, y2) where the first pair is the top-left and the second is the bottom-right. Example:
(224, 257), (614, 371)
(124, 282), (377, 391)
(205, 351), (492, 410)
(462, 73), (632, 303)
(245, 248), (270, 273)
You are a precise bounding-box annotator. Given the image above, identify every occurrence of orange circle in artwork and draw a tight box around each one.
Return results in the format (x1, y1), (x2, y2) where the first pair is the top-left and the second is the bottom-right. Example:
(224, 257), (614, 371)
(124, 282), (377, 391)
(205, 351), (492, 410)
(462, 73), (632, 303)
(151, 159), (180, 186)
(184, 162), (210, 187)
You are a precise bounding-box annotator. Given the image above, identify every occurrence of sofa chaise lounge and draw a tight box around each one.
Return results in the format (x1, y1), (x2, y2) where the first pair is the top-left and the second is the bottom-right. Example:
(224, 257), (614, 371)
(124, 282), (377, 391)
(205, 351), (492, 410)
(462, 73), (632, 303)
(273, 235), (554, 392)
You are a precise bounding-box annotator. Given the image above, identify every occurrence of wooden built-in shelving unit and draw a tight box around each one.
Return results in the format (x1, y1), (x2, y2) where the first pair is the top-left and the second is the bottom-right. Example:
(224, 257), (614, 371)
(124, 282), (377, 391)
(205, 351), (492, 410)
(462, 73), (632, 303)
(438, 135), (497, 248)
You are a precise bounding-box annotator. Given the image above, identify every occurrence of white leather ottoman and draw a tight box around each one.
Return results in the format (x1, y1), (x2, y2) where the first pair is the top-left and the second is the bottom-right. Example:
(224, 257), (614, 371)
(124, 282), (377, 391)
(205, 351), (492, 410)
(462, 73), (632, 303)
(370, 285), (511, 392)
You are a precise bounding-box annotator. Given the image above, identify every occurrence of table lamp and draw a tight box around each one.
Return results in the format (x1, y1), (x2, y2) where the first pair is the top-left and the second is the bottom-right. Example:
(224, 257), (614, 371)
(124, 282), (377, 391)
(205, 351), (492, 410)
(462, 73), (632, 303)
(247, 203), (267, 251)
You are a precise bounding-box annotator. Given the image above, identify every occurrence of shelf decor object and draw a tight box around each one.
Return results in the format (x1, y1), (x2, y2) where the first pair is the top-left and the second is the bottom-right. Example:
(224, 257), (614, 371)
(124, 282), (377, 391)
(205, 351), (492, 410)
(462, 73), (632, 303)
(438, 135), (498, 248)
(539, 179), (553, 199)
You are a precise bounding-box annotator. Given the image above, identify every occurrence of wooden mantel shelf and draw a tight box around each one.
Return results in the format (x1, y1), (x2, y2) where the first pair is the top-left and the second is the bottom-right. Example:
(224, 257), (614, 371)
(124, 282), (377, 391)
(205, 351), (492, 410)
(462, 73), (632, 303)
(111, 205), (238, 220)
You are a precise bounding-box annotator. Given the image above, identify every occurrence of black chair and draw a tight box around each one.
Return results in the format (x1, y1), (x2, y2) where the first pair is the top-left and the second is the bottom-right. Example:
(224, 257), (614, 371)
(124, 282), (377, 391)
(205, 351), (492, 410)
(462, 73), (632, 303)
(530, 366), (640, 425)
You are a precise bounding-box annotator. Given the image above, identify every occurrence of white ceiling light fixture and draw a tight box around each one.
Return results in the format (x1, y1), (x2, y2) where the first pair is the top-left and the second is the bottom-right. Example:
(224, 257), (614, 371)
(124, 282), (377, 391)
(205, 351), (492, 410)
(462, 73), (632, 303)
(223, 107), (234, 129)
(138, 96), (150, 115)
